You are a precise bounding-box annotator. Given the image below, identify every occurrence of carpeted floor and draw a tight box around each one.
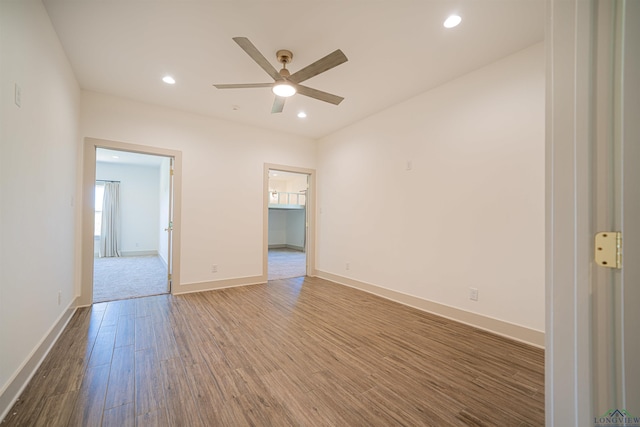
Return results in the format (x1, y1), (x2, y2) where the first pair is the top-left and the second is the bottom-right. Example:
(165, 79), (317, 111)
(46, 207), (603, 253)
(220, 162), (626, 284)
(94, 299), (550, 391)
(268, 248), (306, 280)
(93, 255), (168, 303)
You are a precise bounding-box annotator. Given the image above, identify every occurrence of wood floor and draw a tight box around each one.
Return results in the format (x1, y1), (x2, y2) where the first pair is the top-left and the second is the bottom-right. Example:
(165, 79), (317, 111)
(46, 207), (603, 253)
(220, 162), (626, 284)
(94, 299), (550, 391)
(2, 277), (544, 426)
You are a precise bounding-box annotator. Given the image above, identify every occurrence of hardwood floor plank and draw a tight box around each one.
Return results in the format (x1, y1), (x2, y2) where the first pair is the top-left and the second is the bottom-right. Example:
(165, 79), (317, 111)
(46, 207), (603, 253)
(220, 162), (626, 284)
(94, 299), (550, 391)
(135, 297), (152, 318)
(104, 345), (135, 410)
(87, 324), (116, 368)
(31, 390), (78, 427)
(102, 403), (135, 427)
(43, 357), (85, 397)
(181, 361), (233, 414)
(135, 347), (165, 416)
(134, 315), (155, 351)
(67, 364), (110, 426)
(3, 277), (545, 426)
(136, 408), (170, 427)
(101, 300), (123, 327)
(260, 369), (339, 426)
(114, 298), (137, 316)
(115, 314), (135, 348)
(0, 377), (48, 426)
(159, 358), (205, 427)
(152, 320), (180, 361)
(308, 374), (394, 426)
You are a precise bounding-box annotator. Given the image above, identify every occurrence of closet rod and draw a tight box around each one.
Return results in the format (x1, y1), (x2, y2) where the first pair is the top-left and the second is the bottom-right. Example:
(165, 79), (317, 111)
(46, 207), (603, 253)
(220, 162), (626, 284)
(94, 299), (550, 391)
(95, 179), (121, 183)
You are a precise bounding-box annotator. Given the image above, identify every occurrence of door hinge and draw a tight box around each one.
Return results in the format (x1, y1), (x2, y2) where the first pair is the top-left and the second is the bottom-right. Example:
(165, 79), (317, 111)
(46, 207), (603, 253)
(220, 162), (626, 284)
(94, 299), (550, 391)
(168, 273), (172, 281)
(170, 168), (174, 176)
(595, 231), (622, 269)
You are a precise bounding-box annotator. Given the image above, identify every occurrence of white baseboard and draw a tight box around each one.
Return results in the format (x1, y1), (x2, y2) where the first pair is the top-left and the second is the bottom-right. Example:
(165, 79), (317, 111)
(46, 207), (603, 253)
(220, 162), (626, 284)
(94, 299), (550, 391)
(0, 300), (77, 421)
(268, 244), (305, 251)
(315, 270), (544, 348)
(173, 275), (266, 295)
(93, 250), (159, 258)
(120, 250), (158, 257)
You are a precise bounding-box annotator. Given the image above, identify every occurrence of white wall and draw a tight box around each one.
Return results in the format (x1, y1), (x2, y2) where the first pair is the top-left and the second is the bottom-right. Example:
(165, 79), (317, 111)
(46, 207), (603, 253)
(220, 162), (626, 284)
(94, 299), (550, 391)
(317, 43), (545, 334)
(95, 162), (161, 256)
(0, 0), (80, 413)
(268, 209), (287, 246)
(268, 208), (306, 250)
(286, 209), (306, 249)
(80, 91), (316, 287)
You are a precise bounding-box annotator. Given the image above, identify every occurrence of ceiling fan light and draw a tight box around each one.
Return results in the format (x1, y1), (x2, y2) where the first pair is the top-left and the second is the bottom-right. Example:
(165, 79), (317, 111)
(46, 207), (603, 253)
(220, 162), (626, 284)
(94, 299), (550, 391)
(272, 82), (296, 97)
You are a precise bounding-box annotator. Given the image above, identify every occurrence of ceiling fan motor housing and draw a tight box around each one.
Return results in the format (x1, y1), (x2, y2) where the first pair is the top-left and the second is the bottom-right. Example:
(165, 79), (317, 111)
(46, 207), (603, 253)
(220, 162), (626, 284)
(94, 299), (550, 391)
(276, 50), (293, 78)
(276, 49), (293, 64)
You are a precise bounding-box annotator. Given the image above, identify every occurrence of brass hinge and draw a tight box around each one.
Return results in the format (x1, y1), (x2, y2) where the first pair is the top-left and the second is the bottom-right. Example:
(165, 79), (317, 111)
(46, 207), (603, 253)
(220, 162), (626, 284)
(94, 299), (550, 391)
(168, 273), (172, 281)
(170, 168), (174, 176)
(595, 232), (622, 269)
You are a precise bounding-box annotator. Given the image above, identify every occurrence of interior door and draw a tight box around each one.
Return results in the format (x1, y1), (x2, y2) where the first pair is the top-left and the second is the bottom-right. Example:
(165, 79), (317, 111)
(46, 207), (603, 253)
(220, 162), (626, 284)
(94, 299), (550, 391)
(593, 0), (640, 420)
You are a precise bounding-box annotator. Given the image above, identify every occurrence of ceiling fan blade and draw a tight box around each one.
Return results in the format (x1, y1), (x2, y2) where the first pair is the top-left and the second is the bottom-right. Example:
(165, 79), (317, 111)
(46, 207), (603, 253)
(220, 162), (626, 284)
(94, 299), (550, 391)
(213, 83), (273, 89)
(271, 96), (286, 113)
(232, 37), (281, 81)
(296, 85), (344, 105)
(289, 50), (348, 84)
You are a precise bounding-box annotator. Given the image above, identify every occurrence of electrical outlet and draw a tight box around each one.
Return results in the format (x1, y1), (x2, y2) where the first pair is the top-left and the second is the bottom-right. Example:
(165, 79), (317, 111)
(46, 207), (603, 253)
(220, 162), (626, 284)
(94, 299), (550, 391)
(58, 291), (62, 306)
(211, 264), (218, 273)
(345, 262), (350, 271)
(469, 288), (479, 301)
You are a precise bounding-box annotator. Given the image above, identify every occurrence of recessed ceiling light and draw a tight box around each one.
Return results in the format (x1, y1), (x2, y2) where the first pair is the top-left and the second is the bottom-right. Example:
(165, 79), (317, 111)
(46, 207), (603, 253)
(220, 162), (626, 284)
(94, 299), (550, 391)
(162, 75), (176, 84)
(297, 112), (307, 118)
(444, 15), (462, 28)
(112, 155), (119, 159)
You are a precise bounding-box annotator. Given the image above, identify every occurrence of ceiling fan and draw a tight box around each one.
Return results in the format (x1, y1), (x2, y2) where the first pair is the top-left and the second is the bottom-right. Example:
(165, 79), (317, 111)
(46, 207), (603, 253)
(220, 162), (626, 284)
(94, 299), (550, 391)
(213, 37), (348, 113)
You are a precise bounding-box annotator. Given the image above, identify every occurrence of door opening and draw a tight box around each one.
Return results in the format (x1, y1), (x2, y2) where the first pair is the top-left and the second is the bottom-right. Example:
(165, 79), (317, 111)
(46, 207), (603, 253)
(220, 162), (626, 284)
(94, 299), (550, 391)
(92, 147), (173, 302)
(267, 169), (309, 280)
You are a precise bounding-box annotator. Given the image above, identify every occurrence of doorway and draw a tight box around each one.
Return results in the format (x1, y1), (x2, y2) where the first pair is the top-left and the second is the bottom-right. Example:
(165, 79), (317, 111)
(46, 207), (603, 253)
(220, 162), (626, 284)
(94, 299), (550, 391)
(264, 164), (316, 281)
(92, 148), (172, 302)
(267, 170), (308, 280)
(81, 138), (182, 306)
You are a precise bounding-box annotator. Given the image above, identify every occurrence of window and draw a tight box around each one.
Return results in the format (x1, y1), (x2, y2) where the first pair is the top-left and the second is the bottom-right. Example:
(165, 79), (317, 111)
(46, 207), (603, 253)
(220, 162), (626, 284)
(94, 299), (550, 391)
(95, 182), (104, 236)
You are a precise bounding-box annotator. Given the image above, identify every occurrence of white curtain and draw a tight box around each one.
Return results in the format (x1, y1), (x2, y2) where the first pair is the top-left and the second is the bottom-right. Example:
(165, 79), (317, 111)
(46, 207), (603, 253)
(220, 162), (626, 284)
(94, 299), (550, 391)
(100, 182), (122, 257)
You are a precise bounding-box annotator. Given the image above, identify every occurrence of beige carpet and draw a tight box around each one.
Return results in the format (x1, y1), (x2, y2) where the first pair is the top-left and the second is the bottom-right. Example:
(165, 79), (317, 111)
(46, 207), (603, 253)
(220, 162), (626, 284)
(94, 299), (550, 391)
(93, 255), (168, 303)
(268, 248), (306, 280)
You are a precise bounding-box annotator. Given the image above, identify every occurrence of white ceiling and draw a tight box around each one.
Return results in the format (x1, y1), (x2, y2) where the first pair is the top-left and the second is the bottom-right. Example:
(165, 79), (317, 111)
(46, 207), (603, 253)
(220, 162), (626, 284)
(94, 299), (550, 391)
(43, 0), (544, 140)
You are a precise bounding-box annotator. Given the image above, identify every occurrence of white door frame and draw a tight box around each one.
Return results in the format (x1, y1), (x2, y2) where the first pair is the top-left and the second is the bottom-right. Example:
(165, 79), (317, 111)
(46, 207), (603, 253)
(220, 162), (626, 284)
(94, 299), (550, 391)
(263, 163), (316, 281)
(80, 137), (182, 306)
(546, 0), (639, 424)
(545, 0), (596, 424)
